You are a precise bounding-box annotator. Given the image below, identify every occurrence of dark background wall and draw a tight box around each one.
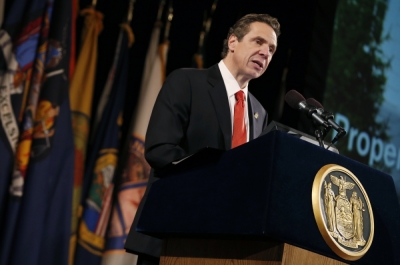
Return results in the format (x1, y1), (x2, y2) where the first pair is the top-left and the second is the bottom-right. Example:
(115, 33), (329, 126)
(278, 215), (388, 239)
(78, 0), (339, 142)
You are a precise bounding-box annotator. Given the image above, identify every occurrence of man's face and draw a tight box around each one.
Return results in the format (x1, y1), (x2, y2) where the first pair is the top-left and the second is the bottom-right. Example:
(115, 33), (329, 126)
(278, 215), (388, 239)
(228, 22), (277, 81)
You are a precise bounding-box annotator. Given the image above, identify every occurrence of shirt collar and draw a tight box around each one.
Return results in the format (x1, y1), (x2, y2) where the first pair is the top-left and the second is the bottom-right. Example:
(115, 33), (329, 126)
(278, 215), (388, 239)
(218, 60), (248, 99)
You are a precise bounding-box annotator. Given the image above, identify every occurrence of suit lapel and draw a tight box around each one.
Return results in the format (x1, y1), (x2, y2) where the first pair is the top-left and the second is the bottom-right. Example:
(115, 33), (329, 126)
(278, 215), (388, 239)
(248, 93), (262, 140)
(207, 65), (231, 150)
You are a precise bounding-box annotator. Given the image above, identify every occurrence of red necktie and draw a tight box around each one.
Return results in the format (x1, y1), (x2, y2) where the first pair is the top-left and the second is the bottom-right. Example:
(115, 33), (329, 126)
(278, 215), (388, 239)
(232, 90), (246, 148)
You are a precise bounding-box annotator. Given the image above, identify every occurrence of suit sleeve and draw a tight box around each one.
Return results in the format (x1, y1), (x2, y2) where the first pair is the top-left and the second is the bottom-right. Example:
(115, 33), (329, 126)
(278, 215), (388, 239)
(144, 69), (192, 169)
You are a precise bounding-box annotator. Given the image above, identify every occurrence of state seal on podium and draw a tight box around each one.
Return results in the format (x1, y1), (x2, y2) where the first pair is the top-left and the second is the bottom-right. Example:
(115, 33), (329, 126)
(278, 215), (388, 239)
(312, 164), (374, 261)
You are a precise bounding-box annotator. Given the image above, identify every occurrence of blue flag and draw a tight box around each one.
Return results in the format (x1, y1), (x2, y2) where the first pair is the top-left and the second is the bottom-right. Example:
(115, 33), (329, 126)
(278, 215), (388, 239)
(0, 0), (49, 230)
(0, 0), (74, 264)
(0, 2), (54, 263)
(74, 24), (132, 265)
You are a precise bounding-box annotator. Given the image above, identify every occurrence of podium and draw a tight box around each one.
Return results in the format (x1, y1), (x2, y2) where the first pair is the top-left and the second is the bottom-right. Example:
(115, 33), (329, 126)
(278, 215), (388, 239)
(133, 130), (400, 264)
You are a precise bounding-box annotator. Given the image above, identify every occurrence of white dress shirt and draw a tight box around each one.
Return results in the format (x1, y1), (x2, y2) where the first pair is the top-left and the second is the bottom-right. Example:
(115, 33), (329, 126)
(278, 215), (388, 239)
(218, 60), (249, 142)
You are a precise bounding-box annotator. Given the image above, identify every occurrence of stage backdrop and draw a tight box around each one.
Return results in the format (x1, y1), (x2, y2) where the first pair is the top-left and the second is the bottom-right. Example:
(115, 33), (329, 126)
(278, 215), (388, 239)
(323, 0), (400, 203)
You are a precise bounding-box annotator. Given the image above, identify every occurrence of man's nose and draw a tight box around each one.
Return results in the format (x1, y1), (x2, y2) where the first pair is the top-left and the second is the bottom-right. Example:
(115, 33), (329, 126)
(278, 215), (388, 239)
(259, 45), (270, 57)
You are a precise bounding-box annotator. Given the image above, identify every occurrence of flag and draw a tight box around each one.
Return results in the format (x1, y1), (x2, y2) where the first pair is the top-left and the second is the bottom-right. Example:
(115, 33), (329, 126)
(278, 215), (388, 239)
(0, 25), (20, 222)
(73, 21), (134, 265)
(69, 5), (103, 263)
(0, 0), (75, 264)
(0, 2), (54, 262)
(101, 20), (169, 265)
(93, 20), (134, 135)
(0, 0), (53, 222)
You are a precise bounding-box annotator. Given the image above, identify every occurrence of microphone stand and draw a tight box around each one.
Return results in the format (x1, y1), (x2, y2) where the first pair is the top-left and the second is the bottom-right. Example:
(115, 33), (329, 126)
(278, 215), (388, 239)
(312, 121), (331, 148)
(306, 106), (331, 148)
(314, 129), (324, 148)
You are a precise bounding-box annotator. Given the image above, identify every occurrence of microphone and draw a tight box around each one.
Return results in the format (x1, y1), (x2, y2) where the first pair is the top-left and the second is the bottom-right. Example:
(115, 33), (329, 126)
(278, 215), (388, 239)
(306, 98), (347, 144)
(305, 97), (323, 109)
(284, 90), (329, 129)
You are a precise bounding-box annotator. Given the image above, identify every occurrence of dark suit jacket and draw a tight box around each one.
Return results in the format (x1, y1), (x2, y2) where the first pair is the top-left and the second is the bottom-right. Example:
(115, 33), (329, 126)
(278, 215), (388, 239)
(125, 64), (268, 257)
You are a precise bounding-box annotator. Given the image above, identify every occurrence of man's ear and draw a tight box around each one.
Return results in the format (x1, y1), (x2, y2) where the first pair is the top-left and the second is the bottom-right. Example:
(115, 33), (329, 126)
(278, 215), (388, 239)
(227, 34), (238, 52)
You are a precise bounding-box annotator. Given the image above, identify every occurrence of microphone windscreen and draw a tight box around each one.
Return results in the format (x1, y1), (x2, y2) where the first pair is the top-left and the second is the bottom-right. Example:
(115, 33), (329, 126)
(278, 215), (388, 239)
(306, 98), (323, 109)
(284, 90), (305, 109)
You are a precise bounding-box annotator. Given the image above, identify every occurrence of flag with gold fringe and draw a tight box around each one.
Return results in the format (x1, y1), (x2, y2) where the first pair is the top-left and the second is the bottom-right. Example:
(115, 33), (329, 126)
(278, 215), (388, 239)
(102, 3), (172, 263)
(68, 4), (103, 264)
(73, 5), (135, 265)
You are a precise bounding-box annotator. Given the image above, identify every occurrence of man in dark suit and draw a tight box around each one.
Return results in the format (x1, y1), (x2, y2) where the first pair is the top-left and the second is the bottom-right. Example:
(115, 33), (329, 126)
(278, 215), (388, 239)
(125, 13), (280, 265)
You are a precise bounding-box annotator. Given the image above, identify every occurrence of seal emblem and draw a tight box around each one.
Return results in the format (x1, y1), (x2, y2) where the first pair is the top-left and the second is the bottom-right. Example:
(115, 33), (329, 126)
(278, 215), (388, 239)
(312, 164), (374, 261)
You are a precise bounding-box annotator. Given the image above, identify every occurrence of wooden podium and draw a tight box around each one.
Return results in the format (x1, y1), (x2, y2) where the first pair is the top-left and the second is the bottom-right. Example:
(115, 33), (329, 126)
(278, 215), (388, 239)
(129, 130), (400, 265)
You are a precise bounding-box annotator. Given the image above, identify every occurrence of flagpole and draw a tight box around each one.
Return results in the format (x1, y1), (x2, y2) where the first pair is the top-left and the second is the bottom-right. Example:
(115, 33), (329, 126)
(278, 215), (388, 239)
(163, 0), (173, 42)
(205, 0), (218, 35)
(199, 0), (218, 51)
(194, 0), (218, 68)
(157, 0), (166, 22)
(126, 0), (136, 23)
